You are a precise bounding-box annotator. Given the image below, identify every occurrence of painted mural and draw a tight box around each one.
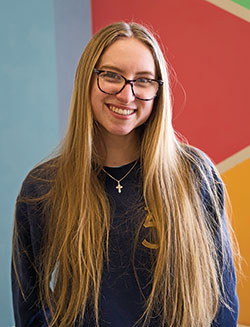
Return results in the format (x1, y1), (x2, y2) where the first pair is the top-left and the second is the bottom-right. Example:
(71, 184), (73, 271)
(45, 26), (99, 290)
(91, 0), (250, 324)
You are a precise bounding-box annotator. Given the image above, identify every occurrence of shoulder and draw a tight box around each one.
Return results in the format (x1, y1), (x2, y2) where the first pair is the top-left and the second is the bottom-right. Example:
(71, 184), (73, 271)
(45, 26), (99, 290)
(14, 158), (59, 248)
(18, 157), (59, 200)
(180, 144), (217, 173)
(180, 144), (225, 216)
(180, 144), (222, 189)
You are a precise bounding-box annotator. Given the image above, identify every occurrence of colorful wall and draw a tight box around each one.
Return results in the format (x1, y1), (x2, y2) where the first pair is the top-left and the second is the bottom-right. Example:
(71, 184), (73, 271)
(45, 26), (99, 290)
(1, 1), (249, 326)
(91, 2), (250, 323)
(0, 1), (91, 326)
(1, 2), (58, 326)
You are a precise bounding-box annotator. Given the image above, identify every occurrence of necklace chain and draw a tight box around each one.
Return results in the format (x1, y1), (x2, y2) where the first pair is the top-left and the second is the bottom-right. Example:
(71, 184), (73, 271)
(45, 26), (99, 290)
(102, 160), (138, 193)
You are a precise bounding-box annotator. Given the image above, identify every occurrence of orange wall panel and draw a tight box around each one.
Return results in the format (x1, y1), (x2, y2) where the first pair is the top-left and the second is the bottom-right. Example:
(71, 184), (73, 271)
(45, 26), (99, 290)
(222, 159), (250, 325)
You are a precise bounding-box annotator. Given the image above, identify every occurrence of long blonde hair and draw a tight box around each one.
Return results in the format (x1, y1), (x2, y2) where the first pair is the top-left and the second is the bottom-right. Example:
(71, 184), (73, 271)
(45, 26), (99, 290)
(13, 22), (237, 327)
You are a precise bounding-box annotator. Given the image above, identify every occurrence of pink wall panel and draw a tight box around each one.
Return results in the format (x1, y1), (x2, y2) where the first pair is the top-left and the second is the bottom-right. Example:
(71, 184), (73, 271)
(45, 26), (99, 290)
(91, 0), (250, 163)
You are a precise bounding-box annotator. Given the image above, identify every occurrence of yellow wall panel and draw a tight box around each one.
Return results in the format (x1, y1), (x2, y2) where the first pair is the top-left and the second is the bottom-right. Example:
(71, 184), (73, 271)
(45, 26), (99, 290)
(222, 159), (250, 325)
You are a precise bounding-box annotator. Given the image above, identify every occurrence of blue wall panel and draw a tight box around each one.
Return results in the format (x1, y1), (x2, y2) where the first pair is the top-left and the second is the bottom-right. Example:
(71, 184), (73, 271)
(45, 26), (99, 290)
(54, 0), (92, 137)
(0, 0), (92, 324)
(0, 1), (59, 325)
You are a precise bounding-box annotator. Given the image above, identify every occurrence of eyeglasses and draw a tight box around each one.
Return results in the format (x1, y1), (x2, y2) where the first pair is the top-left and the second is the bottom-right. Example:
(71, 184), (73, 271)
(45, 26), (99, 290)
(94, 69), (163, 101)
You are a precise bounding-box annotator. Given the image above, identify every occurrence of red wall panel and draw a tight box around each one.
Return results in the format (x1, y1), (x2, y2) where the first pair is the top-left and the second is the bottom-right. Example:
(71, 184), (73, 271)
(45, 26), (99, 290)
(91, 0), (250, 164)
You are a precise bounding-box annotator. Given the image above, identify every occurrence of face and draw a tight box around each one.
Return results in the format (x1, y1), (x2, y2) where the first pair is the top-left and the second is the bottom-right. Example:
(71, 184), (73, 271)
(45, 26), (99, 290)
(90, 37), (156, 139)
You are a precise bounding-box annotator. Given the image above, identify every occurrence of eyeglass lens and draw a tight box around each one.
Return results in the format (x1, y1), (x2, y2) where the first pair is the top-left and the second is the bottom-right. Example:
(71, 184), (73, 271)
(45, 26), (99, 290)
(98, 71), (160, 100)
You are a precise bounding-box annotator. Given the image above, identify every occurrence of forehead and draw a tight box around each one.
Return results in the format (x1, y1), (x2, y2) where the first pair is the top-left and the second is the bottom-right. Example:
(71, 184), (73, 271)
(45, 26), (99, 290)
(98, 37), (156, 75)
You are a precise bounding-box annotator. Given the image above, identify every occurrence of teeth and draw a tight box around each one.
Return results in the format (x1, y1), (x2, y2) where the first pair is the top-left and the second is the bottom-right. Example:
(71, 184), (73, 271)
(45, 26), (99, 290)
(109, 105), (134, 116)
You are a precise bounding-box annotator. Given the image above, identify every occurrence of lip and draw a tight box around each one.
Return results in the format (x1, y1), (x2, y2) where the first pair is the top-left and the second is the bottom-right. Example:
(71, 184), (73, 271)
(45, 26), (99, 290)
(106, 104), (136, 118)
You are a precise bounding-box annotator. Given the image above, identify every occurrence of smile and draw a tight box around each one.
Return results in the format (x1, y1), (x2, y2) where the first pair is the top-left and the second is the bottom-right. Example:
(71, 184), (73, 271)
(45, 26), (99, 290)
(108, 105), (135, 116)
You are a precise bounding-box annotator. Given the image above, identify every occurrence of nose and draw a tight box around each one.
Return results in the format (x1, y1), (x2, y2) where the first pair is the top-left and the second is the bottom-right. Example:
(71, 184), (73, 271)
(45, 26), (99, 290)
(116, 82), (135, 103)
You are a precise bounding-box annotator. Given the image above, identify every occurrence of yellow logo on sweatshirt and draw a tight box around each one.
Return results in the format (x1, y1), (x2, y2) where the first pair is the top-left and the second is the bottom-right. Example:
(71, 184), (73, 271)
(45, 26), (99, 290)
(142, 208), (159, 250)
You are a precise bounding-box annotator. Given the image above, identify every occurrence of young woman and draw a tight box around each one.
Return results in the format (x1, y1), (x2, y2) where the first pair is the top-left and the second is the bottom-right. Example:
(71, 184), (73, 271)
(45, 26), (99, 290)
(12, 22), (239, 327)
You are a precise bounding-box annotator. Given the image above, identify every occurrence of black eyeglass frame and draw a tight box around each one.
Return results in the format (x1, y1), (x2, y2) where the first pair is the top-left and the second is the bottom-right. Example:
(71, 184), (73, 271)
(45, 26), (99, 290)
(93, 68), (163, 101)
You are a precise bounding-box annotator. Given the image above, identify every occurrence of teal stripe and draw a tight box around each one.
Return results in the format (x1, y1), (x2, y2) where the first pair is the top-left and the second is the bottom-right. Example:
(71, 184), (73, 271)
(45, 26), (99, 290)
(54, 0), (92, 137)
(0, 1), (58, 325)
(231, 0), (250, 10)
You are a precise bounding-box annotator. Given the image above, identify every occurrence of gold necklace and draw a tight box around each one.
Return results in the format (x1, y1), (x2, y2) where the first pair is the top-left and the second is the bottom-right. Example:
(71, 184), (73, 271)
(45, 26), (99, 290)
(102, 160), (138, 193)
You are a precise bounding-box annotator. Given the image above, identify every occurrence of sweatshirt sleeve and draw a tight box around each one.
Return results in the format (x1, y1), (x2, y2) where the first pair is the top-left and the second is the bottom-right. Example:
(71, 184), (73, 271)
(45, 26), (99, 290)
(200, 159), (239, 327)
(212, 181), (239, 326)
(212, 223), (239, 326)
(11, 180), (50, 327)
(191, 149), (239, 326)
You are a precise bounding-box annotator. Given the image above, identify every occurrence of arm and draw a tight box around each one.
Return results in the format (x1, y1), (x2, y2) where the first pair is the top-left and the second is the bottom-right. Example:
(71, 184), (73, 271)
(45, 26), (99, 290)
(201, 159), (239, 326)
(212, 182), (239, 326)
(190, 148), (239, 326)
(12, 184), (49, 327)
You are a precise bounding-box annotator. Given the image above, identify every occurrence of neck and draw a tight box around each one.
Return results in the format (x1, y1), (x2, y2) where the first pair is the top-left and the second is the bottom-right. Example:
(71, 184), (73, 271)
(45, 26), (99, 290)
(99, 129), (140, 167)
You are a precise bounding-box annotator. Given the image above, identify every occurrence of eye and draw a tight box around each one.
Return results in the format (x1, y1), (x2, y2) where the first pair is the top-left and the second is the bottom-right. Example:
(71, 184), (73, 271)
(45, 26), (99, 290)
(101, 71), (123, 83)
(135, 78), (152, 87)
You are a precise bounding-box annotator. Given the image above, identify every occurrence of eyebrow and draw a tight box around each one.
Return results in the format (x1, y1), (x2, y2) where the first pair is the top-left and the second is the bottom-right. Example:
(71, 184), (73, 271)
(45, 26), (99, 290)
(99, 64), (155, 78)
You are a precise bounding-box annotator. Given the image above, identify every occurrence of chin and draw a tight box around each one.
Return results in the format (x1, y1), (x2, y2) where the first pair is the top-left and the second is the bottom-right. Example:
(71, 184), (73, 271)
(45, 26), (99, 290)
(104, 126), (134, 136)
(112, 130), (134, 136)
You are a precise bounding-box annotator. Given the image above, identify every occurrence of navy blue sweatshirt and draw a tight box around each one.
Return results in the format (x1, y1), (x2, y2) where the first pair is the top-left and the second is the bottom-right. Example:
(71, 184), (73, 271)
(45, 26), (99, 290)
(12, 159), (239, 326)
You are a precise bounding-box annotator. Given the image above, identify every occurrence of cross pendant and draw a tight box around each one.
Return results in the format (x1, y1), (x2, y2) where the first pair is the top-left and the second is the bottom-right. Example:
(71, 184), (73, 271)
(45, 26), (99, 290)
(116, 181), (123, 193)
